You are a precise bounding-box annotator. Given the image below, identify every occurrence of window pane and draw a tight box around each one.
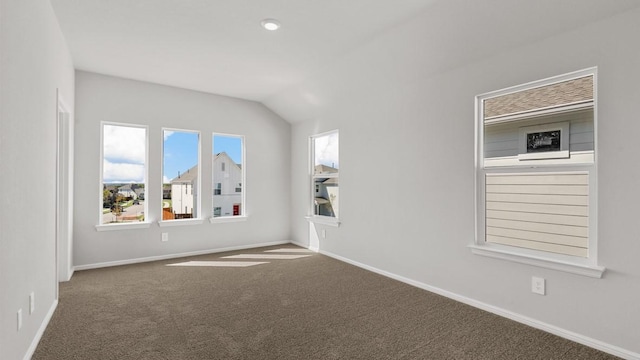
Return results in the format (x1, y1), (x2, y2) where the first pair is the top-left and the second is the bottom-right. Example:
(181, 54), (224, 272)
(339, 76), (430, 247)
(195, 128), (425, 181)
(213, 134), (244, 217)
(314, 132), (339, 174)
(163, 130), (199, 220)
(311, 131), (339, 218)
(313, 178), (339, 217)
(102, 124), (146, 224)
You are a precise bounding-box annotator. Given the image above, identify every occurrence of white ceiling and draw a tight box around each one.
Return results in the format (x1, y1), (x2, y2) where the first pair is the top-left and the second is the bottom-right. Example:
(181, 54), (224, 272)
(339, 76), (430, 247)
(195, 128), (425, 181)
(50, 0), (435, 102)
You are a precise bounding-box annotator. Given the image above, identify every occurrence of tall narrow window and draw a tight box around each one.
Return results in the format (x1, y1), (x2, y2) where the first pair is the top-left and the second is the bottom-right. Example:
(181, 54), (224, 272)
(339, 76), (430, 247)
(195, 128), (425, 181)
(163, 129), (200, 221)
(212, 134), (245, 218)
(311, 130), (339, 219)
(101, 123), (147, 224)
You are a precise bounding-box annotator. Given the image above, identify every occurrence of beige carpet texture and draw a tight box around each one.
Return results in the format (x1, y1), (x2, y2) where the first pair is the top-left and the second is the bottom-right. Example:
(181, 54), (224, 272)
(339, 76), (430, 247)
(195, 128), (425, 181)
(33, 245), (619, 360)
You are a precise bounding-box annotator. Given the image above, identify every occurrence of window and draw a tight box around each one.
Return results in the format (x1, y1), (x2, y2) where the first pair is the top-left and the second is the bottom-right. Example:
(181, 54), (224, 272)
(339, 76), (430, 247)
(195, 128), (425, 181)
(474, 68), (603, 278)
(100, 123), (147, 225)
(162, 129), (200, 221)
(310, 130), (339, 221)
(212, 134), (245, 218)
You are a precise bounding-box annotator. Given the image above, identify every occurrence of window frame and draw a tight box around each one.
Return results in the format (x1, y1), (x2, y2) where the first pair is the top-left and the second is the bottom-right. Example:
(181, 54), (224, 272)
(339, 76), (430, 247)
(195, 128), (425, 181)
(211, 132), (246, 222)
(306, 130), (340, 227)
(472, 68), (604, 278)
(96, 121), (151, 231)
(159, 127), (202, 226)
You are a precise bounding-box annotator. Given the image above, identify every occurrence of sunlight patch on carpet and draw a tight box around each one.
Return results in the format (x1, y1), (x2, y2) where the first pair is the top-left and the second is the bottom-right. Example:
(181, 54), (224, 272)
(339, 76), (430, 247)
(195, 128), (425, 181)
(264, 248), (314, 253)
(167, 261), (268, 267)
(222, 254), (312, 260)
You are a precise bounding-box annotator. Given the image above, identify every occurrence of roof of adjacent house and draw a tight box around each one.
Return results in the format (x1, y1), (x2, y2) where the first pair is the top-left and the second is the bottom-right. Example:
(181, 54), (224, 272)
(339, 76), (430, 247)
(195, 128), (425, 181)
(314, 164), (338, 175)
(171, 165), (198, 184)
(323, 178), (338, 185)
(214, 152), (241, 169)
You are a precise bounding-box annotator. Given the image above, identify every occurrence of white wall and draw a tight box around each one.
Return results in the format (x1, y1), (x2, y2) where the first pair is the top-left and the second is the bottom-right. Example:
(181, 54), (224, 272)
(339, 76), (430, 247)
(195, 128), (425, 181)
(73, 72), (290, 267)
(267, 2), (640, 357)
(0, 0), (75, 359)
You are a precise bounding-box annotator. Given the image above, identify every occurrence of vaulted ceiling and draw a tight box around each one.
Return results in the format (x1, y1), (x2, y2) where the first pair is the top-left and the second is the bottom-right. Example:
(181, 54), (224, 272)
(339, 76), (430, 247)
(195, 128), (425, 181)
(51, 0), (640, 119)
(50, 0), (435, 102)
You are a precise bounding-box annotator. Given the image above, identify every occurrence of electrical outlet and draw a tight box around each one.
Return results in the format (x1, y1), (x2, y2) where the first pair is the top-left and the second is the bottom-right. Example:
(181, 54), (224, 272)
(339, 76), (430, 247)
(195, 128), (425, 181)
(321, 229), (326, 239)
(17, 309), (22, 331)
(532, 276), (545, 295)
(161, 233), (169, 242)
(29, 292), (35, 314)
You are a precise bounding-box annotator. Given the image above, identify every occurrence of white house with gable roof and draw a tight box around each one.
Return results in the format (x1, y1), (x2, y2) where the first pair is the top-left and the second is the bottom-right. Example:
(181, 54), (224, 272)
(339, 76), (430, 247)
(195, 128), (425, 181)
(213, 152), (242, 217)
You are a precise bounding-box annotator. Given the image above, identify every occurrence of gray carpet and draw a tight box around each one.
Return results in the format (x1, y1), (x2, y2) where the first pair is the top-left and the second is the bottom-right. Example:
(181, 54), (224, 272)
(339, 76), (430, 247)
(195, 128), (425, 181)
(33, 245), (619, 359)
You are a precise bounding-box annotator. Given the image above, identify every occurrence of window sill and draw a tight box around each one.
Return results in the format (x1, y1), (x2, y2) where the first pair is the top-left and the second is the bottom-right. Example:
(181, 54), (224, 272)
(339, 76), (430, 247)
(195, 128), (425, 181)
(95, 222), (152, 232)
(209, 215), (248, 224)
(157, 219), (204, 227)
(305, 216), (340, 227)
(469, 244), (605, 278)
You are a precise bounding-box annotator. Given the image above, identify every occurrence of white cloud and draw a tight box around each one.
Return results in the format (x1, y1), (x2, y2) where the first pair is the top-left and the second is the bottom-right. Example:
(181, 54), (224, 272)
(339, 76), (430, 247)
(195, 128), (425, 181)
(103, 160), (145, 183)
(103, 125), (146, 164)
(163, 130), (175, 141)
(163, 176), (171, 184)
(314, 132), (339, 169)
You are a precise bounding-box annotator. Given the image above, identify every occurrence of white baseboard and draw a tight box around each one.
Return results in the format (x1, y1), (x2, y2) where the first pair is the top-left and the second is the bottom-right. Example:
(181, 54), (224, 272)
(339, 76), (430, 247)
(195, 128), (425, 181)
(290, 240), (312, 250)
(73, 241), (291, 272)
(23, 299), (58, 360)
(315, 248), (639, 360)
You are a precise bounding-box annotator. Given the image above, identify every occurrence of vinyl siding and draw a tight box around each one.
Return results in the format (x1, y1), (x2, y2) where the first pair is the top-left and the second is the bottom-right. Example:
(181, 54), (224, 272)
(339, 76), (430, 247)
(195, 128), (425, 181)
(485, 172), (589, 257)
(484, 110), (593, 159)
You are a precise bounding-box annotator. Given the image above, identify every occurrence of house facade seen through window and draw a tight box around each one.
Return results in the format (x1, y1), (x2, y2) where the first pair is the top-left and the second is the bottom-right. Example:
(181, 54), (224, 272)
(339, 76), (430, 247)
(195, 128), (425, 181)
(212, 134), (244, 217)
(311, 130), (339, 219)
(163, 129), (200, 221)
(474, 68), (603, 278)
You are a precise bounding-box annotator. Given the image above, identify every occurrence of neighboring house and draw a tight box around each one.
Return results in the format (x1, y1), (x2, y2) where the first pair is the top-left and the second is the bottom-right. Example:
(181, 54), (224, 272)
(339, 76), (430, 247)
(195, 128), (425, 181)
(117, 184), (137, 200)
(134, 187), (145, 200)
(314, 165), (339, 217)
(171, 165), (198, 218)
(213, 152), (242, 217)
(162, 184), (171, 199)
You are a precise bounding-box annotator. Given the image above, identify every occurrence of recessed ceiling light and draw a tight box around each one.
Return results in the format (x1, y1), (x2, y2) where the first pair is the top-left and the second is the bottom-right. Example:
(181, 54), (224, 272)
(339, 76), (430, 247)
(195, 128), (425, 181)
(261, 19), (281, 31)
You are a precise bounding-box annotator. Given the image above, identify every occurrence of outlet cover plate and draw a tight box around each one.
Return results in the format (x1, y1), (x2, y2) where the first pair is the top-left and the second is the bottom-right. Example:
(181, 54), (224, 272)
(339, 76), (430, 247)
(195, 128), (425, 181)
(29, 292), (35, 314)
(17, 309), (22, 330)
(532, 276), (546, 295)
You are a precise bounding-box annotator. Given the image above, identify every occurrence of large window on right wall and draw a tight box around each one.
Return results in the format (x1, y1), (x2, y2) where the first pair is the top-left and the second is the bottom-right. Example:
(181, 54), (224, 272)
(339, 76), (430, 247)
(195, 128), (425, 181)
(310, 130), (339, 223)
(473, 68), (604, 278)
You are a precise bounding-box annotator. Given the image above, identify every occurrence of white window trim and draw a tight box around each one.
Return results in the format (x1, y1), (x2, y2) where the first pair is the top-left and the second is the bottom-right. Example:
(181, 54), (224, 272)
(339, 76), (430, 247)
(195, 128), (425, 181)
(474, 68), (603, 278)
(305, 215), (340, 227)
(209, 215), (248, 224)
(162, 127), (202, 221)
(95, 222), (152, 231)
(99, 122), (149, 226)
(211, 132), (246, 221)
(309, 130), (340, 223)
(158, 218), (204, 227)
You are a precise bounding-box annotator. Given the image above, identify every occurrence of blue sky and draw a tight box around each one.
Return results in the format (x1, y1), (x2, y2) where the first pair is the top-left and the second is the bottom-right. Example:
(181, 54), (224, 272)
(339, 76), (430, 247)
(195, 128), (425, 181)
(161, 132), (243, 183)
(214, 134), (242, 164)
(163, 130), (199, 183)
(103, 126), (244, 184)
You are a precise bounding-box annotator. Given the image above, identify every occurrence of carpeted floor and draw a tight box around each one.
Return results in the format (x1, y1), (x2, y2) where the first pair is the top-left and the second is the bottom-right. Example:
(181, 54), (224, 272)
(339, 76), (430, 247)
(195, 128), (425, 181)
(33, 245), (619, 359)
